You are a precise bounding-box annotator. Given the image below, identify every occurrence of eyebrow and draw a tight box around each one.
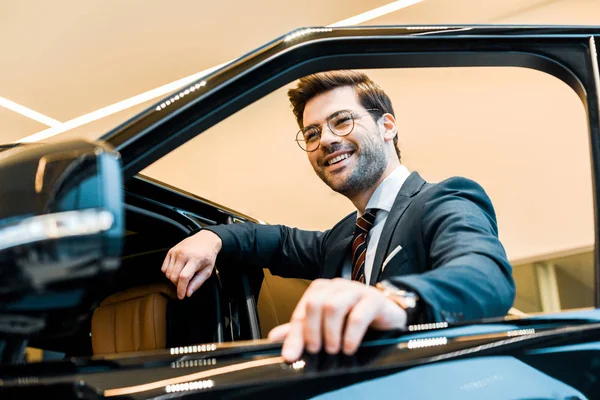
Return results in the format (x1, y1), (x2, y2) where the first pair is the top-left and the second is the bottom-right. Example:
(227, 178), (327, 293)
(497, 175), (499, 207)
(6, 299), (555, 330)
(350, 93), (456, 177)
(303, 110), (347, 130)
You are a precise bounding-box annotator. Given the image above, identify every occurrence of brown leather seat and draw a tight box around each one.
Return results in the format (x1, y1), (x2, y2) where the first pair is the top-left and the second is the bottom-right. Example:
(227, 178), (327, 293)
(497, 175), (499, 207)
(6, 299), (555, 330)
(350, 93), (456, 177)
(90, 272), (309, 354)
(257, 269), (311, 338)
(91, 283), (176, 355)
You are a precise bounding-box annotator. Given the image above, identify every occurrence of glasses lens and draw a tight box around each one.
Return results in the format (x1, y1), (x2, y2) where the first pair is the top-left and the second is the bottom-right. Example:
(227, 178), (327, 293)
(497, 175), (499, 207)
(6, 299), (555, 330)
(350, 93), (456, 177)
(328, 111), (354, 136)
(297, 127), (320, 152)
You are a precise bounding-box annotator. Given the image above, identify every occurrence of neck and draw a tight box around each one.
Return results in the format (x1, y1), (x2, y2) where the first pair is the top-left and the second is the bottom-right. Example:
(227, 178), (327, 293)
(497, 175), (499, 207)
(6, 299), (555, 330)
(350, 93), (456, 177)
(349, 160), (401, 214)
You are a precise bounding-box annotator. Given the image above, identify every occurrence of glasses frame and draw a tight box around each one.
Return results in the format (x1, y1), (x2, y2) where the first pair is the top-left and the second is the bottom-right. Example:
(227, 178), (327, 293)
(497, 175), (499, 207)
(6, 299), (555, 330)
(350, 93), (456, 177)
(295, 108), (380, 152)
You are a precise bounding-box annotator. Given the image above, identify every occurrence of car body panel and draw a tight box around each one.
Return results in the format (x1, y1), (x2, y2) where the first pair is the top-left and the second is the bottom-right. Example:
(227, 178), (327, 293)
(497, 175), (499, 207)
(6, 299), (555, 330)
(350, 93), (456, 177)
(2, 310), (600, 398)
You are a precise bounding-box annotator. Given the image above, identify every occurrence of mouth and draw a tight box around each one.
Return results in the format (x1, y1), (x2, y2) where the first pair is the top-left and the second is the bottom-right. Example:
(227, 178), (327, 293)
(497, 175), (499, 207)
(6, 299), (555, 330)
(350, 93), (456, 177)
(324, 151), (354, 168)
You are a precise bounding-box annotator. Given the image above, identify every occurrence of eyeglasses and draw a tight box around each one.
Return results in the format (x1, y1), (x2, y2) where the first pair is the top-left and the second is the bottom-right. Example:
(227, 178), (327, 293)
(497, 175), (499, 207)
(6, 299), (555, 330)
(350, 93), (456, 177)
(295, 109), (380, 152)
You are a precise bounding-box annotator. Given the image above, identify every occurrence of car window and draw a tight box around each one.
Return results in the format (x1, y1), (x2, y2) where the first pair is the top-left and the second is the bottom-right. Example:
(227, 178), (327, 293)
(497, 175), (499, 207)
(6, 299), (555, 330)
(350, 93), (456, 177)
(143, 66), (594, 316)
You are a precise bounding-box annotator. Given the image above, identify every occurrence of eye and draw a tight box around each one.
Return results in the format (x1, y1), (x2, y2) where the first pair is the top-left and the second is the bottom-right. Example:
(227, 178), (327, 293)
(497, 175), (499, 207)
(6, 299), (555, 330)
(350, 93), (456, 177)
(331, 113), (353, 130)
(303, 128), (319, 142)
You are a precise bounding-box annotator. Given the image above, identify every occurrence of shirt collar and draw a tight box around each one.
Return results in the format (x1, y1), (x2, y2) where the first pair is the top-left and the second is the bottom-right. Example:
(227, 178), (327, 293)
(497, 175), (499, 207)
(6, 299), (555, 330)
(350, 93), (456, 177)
(362, 165), (411, 215)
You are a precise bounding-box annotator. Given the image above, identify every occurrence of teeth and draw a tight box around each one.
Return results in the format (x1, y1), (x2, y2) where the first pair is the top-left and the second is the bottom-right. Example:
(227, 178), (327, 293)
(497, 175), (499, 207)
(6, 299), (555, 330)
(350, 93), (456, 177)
(328, 153), (350, 165)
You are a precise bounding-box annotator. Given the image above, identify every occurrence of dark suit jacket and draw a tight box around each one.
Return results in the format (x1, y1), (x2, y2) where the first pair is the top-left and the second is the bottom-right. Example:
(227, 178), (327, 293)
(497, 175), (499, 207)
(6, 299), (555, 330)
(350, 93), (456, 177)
(206, 172), (515, 323)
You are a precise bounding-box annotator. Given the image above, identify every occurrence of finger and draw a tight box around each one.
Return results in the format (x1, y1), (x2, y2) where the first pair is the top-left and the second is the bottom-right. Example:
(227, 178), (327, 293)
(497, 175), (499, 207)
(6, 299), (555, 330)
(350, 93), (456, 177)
(163, 251), (174, 277)
(279, 287), (313, 363)
(322, 289), (362, 354)
(177, 260), (201, 300)
(165, 250), (181, 283)
(281, 315), (305, 363)
(302, 281), (336, 354)
(186, 264), (213, 298)
(268, 323), (291, 342)
(342, 295), (382, 355)
(280, 280), (330, 361)
(161, 252), (171, 273)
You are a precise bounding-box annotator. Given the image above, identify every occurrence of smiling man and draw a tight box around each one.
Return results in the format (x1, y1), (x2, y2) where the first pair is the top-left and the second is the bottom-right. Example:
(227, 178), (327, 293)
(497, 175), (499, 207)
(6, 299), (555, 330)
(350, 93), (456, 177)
(162, 70), (515, 362)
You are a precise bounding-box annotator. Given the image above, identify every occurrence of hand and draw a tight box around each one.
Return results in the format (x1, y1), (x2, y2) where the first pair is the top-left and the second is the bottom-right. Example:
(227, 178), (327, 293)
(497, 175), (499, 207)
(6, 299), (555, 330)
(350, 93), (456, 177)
(267, 278), (407, 363)
(161, 230), (222, 299)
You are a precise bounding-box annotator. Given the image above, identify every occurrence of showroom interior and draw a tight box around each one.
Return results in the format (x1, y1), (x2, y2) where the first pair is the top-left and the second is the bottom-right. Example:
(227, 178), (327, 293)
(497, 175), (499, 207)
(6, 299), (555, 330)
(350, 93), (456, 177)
(2, 0), (599, 319)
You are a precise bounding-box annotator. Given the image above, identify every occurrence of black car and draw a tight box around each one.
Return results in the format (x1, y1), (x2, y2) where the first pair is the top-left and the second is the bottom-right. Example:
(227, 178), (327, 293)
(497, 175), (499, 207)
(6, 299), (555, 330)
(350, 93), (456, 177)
(1, 25), (600, 399)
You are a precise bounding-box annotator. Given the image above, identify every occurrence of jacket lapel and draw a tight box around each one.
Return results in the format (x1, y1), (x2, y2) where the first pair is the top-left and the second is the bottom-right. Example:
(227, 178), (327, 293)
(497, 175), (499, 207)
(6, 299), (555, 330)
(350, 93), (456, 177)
(321, 235), (354, 279)
(368, 172), (427, 285)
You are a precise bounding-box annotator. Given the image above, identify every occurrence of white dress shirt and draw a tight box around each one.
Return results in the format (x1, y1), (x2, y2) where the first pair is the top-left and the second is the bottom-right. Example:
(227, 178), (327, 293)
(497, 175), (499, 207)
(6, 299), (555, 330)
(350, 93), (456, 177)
(360, 165), (411, 283)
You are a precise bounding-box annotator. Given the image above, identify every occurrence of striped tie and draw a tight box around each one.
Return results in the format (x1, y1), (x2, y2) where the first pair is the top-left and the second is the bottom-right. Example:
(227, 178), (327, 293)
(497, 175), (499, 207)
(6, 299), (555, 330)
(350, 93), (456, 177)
(351, 209), (378, 283)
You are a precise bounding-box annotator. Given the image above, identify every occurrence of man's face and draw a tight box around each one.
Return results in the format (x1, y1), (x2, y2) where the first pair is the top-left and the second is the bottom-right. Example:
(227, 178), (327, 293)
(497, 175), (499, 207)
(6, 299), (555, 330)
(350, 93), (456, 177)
(302, 86), (388, 197)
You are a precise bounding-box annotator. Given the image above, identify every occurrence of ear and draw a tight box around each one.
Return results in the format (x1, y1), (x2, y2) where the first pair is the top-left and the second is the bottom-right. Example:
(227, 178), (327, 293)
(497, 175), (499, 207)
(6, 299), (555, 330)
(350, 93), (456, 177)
(380, 113), (398, 142)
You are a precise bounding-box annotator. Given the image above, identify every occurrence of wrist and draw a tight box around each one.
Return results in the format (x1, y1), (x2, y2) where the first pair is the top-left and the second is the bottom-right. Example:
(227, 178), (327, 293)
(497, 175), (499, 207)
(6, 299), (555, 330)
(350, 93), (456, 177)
(200, 229), (222, 253)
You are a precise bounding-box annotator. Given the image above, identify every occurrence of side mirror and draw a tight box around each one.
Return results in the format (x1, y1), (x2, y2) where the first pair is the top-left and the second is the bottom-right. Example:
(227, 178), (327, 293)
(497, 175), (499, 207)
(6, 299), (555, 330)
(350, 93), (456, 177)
(0, 140), (124, 354)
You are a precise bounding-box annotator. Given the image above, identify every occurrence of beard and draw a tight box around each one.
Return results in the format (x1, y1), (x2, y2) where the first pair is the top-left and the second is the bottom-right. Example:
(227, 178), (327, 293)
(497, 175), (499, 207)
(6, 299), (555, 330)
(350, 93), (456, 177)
(314, 134), (387, 198)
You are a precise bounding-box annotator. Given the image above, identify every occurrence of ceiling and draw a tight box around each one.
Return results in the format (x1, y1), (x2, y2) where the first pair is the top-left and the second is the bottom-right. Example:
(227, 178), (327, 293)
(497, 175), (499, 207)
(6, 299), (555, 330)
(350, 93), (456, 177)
(2, 0), (600, 264)
(2, 0), (594, 144)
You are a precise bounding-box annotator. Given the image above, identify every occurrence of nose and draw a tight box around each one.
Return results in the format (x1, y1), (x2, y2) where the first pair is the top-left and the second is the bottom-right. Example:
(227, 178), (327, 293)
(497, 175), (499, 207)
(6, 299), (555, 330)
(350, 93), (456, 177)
(319, 125), (341, 149)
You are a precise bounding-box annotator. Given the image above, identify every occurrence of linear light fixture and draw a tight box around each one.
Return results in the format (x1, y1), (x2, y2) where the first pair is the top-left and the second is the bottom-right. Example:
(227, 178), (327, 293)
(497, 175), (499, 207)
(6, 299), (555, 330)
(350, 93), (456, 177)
(17, 62), (228, 143)
(328, 0), (424, 27)
(17, 0), (424, 143)
(0, 96), (62, 128)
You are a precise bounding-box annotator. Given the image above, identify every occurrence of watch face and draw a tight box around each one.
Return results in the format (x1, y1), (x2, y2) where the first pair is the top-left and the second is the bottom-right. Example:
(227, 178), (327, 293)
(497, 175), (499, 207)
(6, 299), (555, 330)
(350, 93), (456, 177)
(402, 295), (418, 309)
(378, 281), (418, 308)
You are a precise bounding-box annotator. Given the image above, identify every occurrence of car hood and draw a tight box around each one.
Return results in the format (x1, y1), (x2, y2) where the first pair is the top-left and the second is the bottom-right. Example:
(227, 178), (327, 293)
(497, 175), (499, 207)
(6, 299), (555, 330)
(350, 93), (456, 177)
(1, 309), (600, 399)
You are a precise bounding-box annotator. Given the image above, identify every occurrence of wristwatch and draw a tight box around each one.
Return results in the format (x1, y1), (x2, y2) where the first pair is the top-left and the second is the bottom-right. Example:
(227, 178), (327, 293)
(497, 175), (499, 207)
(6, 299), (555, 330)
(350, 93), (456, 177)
(376, 280), (420, 323)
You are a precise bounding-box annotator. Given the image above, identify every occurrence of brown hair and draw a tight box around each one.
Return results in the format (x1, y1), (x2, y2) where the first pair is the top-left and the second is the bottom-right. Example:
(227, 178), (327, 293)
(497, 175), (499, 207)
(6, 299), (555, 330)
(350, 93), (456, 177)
(287, 70), (400, 161)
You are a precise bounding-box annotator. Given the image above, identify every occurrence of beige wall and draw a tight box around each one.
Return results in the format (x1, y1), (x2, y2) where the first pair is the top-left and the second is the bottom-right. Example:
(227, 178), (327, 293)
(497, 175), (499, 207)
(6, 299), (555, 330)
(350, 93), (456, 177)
(142, 66), (594, 263)
(513, 263), (543, 313)
(493, 0), (600, 24)
(556, 265), (594, 309)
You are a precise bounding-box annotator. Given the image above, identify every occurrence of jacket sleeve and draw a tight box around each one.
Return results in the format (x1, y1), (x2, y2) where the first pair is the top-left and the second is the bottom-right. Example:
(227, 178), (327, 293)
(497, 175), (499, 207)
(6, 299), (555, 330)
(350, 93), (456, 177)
(203, 222), (327, 280)
(389, 177), (516, 323)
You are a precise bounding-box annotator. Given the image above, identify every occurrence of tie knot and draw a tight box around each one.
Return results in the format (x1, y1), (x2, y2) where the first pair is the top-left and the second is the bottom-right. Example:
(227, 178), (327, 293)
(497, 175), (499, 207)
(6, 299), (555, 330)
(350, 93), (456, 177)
(355, 209), (378, 235)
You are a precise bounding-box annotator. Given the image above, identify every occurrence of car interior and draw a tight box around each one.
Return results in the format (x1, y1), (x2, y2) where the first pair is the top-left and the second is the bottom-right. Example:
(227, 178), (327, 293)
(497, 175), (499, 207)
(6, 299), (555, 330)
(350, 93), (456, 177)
(22, 174), (312, 361)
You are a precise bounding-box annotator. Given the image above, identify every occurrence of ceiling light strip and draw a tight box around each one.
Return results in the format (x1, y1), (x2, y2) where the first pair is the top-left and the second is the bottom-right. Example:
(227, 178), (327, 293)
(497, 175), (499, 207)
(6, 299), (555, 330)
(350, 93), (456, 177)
(18, 0), (424, 143)
(16, 62), (227, 143)
(328, 0), (424, 27)
(0, 96), (62, 127)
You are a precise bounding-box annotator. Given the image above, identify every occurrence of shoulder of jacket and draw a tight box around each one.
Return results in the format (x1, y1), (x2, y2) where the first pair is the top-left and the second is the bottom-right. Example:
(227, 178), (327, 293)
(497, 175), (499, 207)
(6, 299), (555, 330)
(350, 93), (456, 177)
(412, 175), (488, 204)
(421, 175), (484, 193)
